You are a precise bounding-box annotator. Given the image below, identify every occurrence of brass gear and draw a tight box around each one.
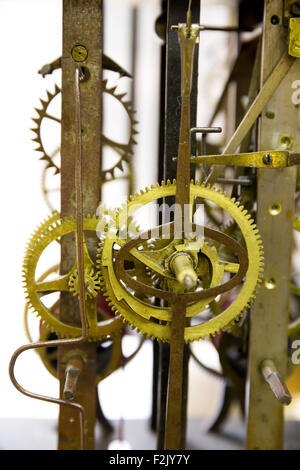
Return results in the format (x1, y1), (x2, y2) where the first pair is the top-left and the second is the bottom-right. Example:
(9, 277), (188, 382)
(97, 180), (264, 343)
(30, 79), (138, 181)
(24, 264), (144, 383)
(69, 267), (101, 299)
(22, 212), (123, 340)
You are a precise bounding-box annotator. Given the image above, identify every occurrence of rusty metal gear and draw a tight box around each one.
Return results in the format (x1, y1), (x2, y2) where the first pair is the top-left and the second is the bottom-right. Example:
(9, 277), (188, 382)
(30, 79), (138, 181)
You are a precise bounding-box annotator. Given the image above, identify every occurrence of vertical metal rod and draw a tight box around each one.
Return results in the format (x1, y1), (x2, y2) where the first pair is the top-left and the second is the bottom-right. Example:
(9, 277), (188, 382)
(59, 0), (103, 450)
(9, 36), (95, 456)
(151, 339), (160, 432)
(157, 342), (170, 449)
(165, 302), (186, 450)
(161, 0), (200, 450)
(246, 0), (298, 449)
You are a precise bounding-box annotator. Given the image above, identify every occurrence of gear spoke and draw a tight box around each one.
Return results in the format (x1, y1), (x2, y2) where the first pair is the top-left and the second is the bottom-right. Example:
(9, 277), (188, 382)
(35, 275), (70, 294)
(44, 113), (61, 124)
(31, 80), (138, 185)
(23, 212), (123, 340)
(98, 181), (264, 342)
(108, 235), (168, 279)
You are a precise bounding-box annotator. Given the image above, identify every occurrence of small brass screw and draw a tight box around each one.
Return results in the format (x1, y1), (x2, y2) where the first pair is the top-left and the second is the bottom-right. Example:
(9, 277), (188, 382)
(263, 153), (273, 165)
(71, 45), (88, 62)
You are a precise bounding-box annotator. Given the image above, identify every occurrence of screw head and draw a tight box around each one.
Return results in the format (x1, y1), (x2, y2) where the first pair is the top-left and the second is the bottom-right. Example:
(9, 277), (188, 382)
(263, 153), (273, 165)
(71, 45), (88, 62)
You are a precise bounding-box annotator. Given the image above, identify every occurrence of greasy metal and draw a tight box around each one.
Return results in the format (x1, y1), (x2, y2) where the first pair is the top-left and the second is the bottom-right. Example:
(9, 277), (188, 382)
(246, 0), (299, 450)
(190, 150), (300, 168)
(260, 360), (292, 405)
(63, 356), (84, 400)
(289, 17), (300, 57)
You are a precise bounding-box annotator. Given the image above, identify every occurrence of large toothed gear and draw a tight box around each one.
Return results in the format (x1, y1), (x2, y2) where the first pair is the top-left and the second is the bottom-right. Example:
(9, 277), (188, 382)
(22, 212), (123, 340)
(23, 263), (145, 383)
(30, 79), (138, 181)
(97, 180), (264, 343)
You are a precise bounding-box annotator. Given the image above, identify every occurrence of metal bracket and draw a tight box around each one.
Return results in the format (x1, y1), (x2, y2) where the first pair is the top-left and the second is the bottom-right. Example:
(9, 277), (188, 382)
(289, 17), (300, 56)
(189, 150), (300, 168)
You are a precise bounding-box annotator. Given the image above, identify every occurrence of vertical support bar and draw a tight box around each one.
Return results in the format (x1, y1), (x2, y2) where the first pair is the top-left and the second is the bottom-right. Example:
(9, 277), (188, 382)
(163, 0), (199, 181)
(246, 0), (299, 449)
(58, 0), (103, 450)
(157, 0), (200, 449)
(165, 302), (186, 450)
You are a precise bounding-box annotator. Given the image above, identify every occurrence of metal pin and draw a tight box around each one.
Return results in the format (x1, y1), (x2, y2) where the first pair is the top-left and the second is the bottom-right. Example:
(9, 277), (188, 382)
(171, 254), (198, 289)
(63, 357), (83, 401)
(260, 359), (292, 405)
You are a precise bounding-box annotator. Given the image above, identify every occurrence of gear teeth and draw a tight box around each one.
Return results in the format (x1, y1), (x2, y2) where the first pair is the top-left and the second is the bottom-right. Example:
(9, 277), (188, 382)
(101, 79), (138, 181)
(22, 213), (123, 340)
(32, 80), (138, 183)
(95, 179), (264, 343)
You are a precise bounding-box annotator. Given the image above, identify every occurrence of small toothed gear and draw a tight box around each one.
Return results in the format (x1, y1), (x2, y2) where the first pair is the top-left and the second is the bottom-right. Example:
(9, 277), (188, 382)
(69, 267), (101, 299)
(22, 211), (123, 340)
(30, 79), (138, 181)
(23, 264), (145, 382)
(97, 180), (264, 343)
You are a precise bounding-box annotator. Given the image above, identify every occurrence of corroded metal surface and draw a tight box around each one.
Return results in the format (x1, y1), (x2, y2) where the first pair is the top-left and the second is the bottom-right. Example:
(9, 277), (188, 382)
(58, 0), (103, 450)
(246, 0), (299, 450)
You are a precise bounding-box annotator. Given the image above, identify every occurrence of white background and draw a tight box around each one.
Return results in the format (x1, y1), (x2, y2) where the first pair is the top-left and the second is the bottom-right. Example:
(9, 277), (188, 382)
(2, 0), (298, 445)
